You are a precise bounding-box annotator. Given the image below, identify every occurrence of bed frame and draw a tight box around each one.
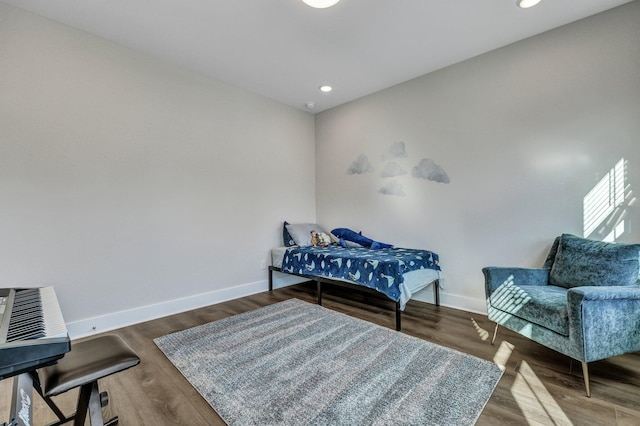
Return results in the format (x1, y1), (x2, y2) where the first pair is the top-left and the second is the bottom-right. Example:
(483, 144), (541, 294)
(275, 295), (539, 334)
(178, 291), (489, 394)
(269, 266), (440, 331)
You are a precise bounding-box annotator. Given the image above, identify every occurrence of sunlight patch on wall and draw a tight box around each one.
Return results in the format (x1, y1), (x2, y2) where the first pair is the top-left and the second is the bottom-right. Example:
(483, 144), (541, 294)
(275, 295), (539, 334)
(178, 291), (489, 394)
(583, 158), (633, 241)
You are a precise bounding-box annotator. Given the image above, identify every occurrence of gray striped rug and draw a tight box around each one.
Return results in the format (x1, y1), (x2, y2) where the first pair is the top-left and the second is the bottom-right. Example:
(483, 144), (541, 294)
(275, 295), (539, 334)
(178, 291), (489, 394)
(154, 299), (503, 425)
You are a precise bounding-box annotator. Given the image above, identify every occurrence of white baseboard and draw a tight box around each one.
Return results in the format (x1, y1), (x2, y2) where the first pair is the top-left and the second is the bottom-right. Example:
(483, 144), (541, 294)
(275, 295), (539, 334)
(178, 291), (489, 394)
(67, 278), (487, 339)
(66, 280), (269, 339)
(270, 270), (309, 288)
(412, 288), (487, 315)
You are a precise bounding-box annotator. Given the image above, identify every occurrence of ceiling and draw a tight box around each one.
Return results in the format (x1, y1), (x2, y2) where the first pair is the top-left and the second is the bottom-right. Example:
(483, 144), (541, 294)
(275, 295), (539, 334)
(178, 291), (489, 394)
(3, 0), (633, 113)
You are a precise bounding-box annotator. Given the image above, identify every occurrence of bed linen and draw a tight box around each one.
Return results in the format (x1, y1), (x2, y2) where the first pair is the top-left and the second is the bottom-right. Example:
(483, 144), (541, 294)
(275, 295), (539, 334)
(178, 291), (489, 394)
(273, 245), (441, 310)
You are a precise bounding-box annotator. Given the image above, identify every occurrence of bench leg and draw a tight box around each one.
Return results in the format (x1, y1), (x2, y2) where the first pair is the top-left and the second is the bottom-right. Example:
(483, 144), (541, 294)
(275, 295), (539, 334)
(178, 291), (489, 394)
(395, 302), (401, 331)
(268, 266), (273, 291)
(32, 372), (68, 425)
(74, 381), (104, 426)
(316, 281), (323, 306)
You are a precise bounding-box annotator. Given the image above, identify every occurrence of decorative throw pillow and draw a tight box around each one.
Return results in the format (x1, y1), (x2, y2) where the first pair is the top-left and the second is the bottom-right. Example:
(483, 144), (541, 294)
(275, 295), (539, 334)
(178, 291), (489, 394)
(549, 234), (640, 288)
(331, 228), (392, 250)
(282, 221), (295, 247)
(285, 223), (329, 247)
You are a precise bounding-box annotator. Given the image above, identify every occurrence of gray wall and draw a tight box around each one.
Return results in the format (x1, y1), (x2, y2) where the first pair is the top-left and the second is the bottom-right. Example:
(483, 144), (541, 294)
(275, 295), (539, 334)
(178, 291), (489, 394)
(0, 3), (316, 335)
(1, 1), (638, 333)
(315, 2), (640, 312)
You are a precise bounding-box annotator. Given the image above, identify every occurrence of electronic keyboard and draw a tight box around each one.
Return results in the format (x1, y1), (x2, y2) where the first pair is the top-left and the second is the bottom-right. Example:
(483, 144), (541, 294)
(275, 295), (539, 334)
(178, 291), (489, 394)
(0, 287), (70, 381)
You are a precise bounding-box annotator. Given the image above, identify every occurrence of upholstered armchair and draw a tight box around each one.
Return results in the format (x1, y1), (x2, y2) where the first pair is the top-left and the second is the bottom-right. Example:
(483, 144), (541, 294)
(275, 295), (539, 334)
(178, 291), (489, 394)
(483, 233), (640, 397)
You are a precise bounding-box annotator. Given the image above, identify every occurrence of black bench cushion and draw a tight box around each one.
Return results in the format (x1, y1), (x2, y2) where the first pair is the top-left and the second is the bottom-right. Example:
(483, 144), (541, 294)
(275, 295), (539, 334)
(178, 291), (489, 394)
(40, 334), (140, 396)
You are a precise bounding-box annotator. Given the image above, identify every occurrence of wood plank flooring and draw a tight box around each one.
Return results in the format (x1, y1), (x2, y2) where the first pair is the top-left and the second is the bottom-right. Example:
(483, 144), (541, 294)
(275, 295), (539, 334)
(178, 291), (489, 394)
(2, 282), (639, 425)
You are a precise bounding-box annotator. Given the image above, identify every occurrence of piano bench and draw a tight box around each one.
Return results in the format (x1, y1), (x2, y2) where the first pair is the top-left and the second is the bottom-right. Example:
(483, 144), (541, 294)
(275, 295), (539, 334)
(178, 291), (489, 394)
(35, 334), (140, 426)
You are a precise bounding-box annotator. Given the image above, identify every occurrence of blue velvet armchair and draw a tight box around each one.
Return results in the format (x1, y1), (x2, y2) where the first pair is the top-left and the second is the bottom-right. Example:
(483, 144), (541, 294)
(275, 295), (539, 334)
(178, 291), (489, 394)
(483, 233), (640, 397)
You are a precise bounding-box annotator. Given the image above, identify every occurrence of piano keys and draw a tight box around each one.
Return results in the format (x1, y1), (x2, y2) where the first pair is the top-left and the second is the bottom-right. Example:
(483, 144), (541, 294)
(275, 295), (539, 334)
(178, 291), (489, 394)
(0, 287), (70, 381)
(1, 287), (71, 426)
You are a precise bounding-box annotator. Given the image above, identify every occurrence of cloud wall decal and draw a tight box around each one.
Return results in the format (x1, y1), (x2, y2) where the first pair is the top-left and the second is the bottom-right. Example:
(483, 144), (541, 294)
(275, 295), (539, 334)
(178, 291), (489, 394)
(379, 180), (406, 196)
(381, 141), (408, 161)
(346, 154), (374, 175)
(412, 158), (450, 184)
(380, 161), (407, 178)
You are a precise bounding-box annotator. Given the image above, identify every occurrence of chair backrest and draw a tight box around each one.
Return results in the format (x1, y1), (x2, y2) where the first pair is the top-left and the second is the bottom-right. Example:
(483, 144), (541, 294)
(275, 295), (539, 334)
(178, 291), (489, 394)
(543, 236), (560, 269)
(546, 234), (640, 288)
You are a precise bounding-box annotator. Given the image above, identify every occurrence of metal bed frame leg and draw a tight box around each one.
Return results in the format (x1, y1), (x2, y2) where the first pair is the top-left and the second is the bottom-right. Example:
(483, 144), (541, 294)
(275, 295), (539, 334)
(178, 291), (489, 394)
(272, 268), (443, 332)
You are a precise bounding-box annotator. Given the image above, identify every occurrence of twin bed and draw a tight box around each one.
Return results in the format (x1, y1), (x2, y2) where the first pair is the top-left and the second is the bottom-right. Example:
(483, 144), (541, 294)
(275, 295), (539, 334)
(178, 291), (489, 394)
(269, 226), (442, 330)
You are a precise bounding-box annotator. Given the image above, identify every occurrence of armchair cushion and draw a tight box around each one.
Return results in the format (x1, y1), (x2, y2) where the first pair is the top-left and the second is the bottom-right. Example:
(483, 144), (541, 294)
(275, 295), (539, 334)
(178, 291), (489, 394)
(549, 234), (640, 288)
(489, 281), (569, 336)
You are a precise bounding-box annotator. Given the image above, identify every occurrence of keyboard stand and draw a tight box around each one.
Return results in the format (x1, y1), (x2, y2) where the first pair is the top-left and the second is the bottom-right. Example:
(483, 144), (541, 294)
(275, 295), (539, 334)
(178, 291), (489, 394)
(2, 371), (36, 426)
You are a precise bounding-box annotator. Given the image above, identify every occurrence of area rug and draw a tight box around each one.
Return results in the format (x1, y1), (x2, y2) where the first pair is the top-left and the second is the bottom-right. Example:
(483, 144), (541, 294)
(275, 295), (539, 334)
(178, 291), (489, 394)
(154, 299), (503, 425)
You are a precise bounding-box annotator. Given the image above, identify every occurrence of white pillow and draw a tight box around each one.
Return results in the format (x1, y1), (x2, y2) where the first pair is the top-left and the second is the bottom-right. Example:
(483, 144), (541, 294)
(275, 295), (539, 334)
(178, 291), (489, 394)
(285, 223), (328, 247)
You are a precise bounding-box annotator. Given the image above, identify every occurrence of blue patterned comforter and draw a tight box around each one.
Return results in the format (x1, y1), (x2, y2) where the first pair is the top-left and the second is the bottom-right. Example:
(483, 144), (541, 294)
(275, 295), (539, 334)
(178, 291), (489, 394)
(280, 245), (441, 302)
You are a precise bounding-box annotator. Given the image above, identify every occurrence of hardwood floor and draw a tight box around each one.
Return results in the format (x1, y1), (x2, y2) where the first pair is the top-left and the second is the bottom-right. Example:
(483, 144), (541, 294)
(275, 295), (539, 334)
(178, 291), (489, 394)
(2, 282), (639, 425)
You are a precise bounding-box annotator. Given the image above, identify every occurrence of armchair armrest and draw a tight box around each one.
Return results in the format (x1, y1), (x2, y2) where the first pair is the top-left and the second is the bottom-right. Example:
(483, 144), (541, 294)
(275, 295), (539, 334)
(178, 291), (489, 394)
(567, 285), (640, 302)
(566, 285), (640, 362)
(482, 267), (550, 295)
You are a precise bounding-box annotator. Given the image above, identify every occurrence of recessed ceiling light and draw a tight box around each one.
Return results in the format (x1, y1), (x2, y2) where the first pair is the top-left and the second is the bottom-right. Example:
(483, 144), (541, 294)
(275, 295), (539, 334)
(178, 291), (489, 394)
(302, 0), (340, 8)
(517, 0), (542, 8)
(319, 85), (333, 93)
